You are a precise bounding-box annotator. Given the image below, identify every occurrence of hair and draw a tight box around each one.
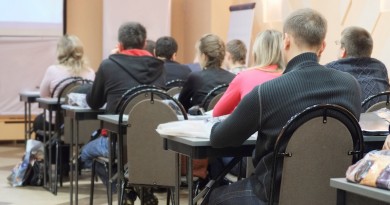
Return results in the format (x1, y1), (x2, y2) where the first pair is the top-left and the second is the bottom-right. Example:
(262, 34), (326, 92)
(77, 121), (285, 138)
(340, 26), (373, 58)
(283, 8), (327, 50)
(252, 30), (284, 69)
(144, 39), (156, 56)
(118, 22), (147, 49)
(155, 36), (178, 60)
(56, 34), (88, 75)
(226, 39), (247, 65)
(197, 34), (225, 68)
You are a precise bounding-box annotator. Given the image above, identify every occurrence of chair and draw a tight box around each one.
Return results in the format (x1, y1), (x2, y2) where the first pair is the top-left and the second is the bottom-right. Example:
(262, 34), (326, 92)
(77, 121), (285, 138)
(201, 84), (228, 111)
(166, 79), (186, 98)
(269, 104), (364, 205)
(361, 91), (390, 112)
(118, 88), (188, 205)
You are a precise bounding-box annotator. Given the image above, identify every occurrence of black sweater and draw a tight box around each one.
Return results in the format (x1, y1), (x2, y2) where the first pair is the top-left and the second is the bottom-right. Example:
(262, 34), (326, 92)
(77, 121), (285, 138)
(87, 54), (166, 113)
(210, 53), (362, 202)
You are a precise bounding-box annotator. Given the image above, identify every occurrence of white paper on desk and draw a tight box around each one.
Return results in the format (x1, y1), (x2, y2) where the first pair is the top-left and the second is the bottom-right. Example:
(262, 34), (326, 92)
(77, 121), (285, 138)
(156, 115), (227, 138)
(67, 93), (90, 108)
(374, 108), (390, 122)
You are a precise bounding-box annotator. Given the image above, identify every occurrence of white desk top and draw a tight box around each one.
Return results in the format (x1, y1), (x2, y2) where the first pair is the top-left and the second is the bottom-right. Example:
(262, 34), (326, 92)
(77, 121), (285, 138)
(330, 178), (390, 203)
(19, 90), (40, 97)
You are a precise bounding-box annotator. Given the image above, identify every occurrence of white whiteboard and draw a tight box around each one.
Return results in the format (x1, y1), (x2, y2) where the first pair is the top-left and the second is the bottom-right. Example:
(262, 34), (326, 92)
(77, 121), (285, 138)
(227, 3), (256, 66)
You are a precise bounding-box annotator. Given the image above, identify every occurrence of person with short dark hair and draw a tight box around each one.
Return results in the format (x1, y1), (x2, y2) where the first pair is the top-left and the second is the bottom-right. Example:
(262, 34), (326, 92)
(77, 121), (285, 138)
(81, 22), (164, 205)
(144, 39), (156, 56)
(326, 26), (390, 111)
(224, 39), (247, 74)
(208, 9), (361, 205)
(155, 36), (191, 86)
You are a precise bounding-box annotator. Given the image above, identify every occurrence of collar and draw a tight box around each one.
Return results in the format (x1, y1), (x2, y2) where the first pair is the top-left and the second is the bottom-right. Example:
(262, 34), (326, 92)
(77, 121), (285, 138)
(120, 49), (153, 57)
(283, 52), (319, 74)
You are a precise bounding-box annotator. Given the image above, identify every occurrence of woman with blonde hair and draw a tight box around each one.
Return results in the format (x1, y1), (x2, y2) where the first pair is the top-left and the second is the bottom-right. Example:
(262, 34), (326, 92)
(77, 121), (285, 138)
(213, 30), (284, 117)
(34, 35), (95, 141)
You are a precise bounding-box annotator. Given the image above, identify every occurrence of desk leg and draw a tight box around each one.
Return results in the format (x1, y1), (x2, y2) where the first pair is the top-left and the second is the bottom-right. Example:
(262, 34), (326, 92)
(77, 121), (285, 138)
(75, 120), (79, 205)
(337, 189), (346, 205)
(70, 117), (74, 205)
(27, 102), (32, 140)
(24, 102), (28, 143)
(187, 156), (193, 205)
(117, 131), (124, 205)
(42, 109), (48, 191)
(48, 109), (54, 194)
(175, 153), (180, 205)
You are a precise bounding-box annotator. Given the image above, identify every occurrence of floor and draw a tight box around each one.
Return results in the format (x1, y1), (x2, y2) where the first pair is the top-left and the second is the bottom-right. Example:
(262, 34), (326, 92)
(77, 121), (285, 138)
(0, 143), (192, 205)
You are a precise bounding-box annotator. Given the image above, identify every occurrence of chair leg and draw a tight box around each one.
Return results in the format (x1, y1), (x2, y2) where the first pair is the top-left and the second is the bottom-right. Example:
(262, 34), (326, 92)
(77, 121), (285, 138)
(90, 159), (96, 205)
(166, 188), (171, 205)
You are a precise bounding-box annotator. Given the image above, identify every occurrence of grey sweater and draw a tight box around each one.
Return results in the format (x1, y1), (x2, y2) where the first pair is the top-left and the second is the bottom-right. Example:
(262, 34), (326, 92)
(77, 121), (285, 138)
(210, 52), (362, 202)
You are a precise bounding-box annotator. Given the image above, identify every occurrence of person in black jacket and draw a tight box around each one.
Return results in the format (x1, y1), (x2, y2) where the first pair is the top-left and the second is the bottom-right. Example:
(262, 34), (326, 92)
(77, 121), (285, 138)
(208, 9), (361, 205)
(155, 36), (191, 87)
(81, 22), (164, 205)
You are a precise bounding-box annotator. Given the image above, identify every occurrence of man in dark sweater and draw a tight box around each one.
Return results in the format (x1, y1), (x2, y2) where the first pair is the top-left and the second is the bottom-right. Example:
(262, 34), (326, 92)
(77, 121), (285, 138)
(325, 26), (390, 112)
(208, 9), (362, 205)
(155, 36), (191, 88)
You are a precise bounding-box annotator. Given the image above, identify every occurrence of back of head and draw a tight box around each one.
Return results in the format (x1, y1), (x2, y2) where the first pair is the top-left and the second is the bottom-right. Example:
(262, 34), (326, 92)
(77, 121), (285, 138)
(226, 39), (247, 65)
(57, 34), (87, 75)
(283, 8), (327, 50)
(341, 26), (373, 58)
(155, 36), (178, 60)
(252, 30), (283, 69)
(144, 39), (156, 56)
(197, 34), (225, 68)
(118, 22), (147, 50)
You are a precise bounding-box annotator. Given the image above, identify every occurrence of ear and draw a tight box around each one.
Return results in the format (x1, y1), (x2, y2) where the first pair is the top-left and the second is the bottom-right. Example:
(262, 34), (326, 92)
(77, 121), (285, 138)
(340, 47), (347, 58)
(283, 33), (290, 50)
(172, 52), (177, 61)
(118, 43), (124, 52)
(317, 41), (326, 58)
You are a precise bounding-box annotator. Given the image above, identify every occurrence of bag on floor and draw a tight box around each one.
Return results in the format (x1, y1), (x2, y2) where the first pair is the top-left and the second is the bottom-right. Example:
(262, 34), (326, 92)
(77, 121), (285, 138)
(7, 139), (44, 187)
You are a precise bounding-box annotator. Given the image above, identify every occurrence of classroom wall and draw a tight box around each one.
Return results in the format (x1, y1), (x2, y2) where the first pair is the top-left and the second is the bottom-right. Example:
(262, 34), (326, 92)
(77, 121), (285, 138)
(64, 1), (390, 69)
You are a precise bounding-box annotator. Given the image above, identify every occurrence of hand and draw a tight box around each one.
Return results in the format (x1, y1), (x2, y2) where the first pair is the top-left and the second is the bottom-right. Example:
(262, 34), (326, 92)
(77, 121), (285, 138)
(383, 134), (390, 150)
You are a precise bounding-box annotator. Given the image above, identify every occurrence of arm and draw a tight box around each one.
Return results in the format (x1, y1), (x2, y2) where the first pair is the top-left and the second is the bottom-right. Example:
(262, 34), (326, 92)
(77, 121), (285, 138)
(210, 87), (260, 147)
(178, 74), (197, 111)
(86, 64), (106, 109)
(383, 135), (390, 150)
(212, 76), (241, 117)
(39, 66), (53, 98)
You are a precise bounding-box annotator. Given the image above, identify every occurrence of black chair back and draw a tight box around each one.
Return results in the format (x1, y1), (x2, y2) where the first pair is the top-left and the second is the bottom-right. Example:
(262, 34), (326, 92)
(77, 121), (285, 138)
(361, 91), (390, 112)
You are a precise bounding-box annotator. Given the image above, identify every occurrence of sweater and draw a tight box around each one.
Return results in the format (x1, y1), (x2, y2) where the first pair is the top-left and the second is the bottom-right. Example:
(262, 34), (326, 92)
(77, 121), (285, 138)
(210, 52), (362, 202)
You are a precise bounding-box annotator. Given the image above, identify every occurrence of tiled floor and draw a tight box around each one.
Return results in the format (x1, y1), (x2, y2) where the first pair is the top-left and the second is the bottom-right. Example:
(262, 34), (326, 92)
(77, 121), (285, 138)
(0, 143), (192, 205)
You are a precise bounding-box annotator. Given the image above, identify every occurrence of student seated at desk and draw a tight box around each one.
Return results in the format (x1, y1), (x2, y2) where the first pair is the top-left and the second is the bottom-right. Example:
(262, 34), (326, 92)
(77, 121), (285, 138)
(223, 39), (247, 74)
(80, 22), (165, 205)
(33, 35), (95, 141)
(210, 30), (284, 179)
(208, 8), (362, 205)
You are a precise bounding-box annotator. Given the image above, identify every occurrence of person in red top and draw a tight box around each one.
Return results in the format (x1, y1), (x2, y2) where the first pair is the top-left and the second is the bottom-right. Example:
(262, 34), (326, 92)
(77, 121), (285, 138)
(213, 30), (284, 117)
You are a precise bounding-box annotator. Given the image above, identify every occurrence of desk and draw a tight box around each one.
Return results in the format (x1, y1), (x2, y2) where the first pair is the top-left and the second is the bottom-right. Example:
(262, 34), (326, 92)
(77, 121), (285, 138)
(37, 97), (64, 195)
(161, 133), (256, 205)
(330, 178), (390, 205)
(360, 112), (389, 152)
(19, 91), (40, 142)
(62, 105), (104, 205)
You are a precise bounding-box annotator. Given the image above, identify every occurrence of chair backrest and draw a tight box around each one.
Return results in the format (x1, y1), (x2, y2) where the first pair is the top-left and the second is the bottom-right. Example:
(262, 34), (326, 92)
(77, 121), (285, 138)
(51, 76), (83, 98)
(201, 84), (229, 111)
(165, 79), (186, 88)
(118, 89), (187, 187)
(115, 84), (160, 114)
(361, 91), (390, 112)
(269, 104), (364, 205)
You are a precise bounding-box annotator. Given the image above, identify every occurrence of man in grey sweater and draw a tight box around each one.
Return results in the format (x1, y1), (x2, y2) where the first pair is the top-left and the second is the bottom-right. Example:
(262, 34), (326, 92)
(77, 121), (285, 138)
(208, 8), (362, 205)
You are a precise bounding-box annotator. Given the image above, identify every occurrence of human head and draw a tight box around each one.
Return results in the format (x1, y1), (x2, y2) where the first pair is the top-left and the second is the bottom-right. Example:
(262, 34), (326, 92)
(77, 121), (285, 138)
(196, 34), (225, 69)
(225, 39), (247, 68)
(57, 34), (87, 74)
(117, 22), (147, 50)
(144, 39), (156, 56)
(155, 36), (178, 60)
(252, 30), (283, 69)
(283, 8), (327, 62)
(339, 26), (373, 58)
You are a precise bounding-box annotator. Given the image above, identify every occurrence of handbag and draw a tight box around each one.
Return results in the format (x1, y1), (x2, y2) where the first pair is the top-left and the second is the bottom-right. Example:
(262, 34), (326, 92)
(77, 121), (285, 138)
(346, 150), (390, 189)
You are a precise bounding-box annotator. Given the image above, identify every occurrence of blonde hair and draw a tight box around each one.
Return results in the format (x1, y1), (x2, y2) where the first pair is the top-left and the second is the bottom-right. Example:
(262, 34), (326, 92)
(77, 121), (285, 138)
(252, 30), (283, 69)
(56, 35), (88, 75)
(197, 34), (225, 69)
